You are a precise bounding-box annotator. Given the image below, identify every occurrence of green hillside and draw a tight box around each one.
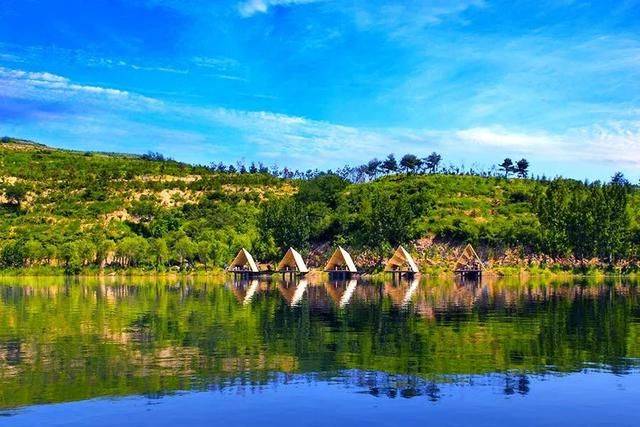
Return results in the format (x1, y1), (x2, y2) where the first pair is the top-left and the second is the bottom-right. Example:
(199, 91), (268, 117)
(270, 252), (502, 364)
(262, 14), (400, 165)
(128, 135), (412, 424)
(0, 137), (638, 274)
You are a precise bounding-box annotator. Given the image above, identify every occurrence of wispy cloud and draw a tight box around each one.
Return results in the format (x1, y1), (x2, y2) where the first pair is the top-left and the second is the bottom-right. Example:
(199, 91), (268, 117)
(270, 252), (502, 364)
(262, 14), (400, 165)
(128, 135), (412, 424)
(192, 56), (240, 70)
(237, 0), (325, 17)
(0, 67), (162, 112)
(348, 0), (485, 36)
(86, 57), (189, 74)
(191, 56), (247, 81)
(1, 66), (639, 177)
(196, 110), (640, 168)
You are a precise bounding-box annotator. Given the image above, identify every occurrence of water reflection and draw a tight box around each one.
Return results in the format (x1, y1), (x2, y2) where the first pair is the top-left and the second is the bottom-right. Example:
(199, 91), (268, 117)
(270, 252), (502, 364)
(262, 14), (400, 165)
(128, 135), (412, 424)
(277, 279), (308, 307)
(0, 275), (639, 410)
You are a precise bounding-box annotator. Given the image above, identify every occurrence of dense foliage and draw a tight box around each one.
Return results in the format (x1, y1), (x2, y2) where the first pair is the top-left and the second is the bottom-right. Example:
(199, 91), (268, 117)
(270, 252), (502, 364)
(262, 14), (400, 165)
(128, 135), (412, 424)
(0, 138), (638, 272)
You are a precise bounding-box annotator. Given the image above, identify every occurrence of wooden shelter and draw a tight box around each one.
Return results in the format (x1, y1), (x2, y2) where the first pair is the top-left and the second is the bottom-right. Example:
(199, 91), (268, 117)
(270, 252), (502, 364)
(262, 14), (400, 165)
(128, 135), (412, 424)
(277, 247), (309, 274)
(454, 244), (484, 277)
(384, 245), (420, 274)
(324, 246), (358, 274)
(227, 248), (259, 274)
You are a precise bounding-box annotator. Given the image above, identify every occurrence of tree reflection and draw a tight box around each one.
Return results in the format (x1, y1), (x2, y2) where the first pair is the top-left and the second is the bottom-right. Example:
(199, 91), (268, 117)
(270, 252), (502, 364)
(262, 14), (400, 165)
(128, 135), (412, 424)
(0, 275), (638, 408)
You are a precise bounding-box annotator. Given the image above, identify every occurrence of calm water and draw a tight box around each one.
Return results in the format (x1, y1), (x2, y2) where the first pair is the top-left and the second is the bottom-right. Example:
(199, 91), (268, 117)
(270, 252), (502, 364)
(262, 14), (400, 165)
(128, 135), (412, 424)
(1, 276), (639, 426)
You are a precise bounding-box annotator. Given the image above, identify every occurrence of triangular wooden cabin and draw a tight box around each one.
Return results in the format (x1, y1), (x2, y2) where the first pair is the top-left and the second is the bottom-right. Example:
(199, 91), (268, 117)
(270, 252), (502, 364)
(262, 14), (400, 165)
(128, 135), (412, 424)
(277, 247), (309, 274)
(227, 248), (259, 273)
(454, 244), (484, 277)
(324, 246), (358, 273)
(384, 245), (420, 274)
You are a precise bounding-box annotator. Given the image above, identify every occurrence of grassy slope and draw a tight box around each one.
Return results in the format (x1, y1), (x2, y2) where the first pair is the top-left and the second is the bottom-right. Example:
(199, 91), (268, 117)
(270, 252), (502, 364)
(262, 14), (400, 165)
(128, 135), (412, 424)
(1, 138), (638, 274)
(0, 138), (291, 239)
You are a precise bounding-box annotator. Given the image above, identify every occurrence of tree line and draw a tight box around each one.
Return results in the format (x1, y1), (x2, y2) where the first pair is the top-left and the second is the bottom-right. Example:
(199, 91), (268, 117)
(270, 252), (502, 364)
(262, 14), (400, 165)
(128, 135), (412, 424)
(204, 151), (531, 183)
(536, 175), (632, 263)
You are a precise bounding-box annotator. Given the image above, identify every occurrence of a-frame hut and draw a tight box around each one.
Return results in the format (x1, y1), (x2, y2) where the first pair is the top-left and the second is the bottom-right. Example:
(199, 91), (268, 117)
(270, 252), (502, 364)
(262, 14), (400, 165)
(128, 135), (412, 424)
(324, 246), (358, 273)
(277, 247), (309, 274)
(384, 245), (420, 274)
(454, 244), (484, 277)
(227, 248), (259, 273)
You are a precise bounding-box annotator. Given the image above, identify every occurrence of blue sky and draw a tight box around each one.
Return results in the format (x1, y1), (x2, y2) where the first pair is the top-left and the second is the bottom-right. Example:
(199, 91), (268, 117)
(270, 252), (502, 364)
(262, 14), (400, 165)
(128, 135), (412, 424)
(1, 0), (639, 179)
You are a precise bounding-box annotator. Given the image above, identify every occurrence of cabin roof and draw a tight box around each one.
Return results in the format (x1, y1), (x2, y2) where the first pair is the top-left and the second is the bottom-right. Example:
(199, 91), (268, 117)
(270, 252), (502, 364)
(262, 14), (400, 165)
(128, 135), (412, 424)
(277, 247), (309, 273)
(227, 248), (259, 272)
(384, 245), (420, 273)
(454, 244), (484, 271)
(324, 246), (358, 273)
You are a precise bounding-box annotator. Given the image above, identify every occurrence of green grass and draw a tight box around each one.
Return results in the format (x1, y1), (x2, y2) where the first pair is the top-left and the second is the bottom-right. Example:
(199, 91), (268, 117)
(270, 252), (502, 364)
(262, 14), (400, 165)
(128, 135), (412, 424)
(1, 137), (638, 274)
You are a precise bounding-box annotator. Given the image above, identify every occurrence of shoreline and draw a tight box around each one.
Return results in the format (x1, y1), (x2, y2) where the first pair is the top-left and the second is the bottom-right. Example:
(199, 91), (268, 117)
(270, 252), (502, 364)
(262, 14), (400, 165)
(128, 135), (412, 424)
(0, 267), (636, 279)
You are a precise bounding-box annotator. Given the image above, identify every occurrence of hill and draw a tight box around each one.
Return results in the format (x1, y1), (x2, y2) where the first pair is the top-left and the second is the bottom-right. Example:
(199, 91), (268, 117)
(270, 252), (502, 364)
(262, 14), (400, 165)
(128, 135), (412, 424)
(0, 137), (638, 274)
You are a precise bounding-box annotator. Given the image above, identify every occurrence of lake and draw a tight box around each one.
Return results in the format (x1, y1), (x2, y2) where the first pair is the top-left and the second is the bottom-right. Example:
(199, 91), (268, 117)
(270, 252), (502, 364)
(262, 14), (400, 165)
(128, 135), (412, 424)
(0, 276), (639, 426)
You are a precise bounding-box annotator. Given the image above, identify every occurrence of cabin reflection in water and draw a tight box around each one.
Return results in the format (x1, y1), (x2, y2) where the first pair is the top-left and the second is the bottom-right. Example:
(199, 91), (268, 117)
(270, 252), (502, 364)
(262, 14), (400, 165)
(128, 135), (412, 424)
(384, 277), (420, 308)
(324, 279), (358, 308)
(278, 279), (308, 307)
(223, 276), (637, 324)
(228, 279), (261, 305)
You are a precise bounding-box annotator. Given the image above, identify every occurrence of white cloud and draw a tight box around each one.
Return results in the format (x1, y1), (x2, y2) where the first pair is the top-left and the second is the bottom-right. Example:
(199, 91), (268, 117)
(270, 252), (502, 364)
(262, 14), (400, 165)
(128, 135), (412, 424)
(2, 66), (640, 177)
(453, 127), (559, 152)
(192, 56), (239, 70)
(348, 0), (485, 36)
(0, 66), (162, 110)
(444, 123), (640, 166)
(190, 107), (640, 169)
(237, 0), (325, 17)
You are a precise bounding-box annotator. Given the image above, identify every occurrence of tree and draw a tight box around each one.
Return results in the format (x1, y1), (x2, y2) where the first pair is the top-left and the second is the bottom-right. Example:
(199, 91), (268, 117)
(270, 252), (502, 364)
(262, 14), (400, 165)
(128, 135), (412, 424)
(296, 174), (349, 209)
(59, 242), (82, 273)
(196, 240), (213, 269)
(536, 179), (632, 263)
(381, 154), (398, 175)
(611, 172), (628, 186)
(365, 158), (382, 180)
(173, 236), (196, 269)
(3, 183), (28, 207)
(364, 191), (414, 249)
(0, 241), (26, 268)
(536, 180), (571, 257)
(400, 154), (422, 174)
(151, 238), (170, 269)
(116, 236), (149, 267)
(499, 158), (515, 178)
(76, 239), (97, 266)
(515, 159), (529, 178)
(425, 152), (442, 174)
(95, 239), (116, 267)
(24, 240), (46, 266)
(259, 198), (312, 253)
